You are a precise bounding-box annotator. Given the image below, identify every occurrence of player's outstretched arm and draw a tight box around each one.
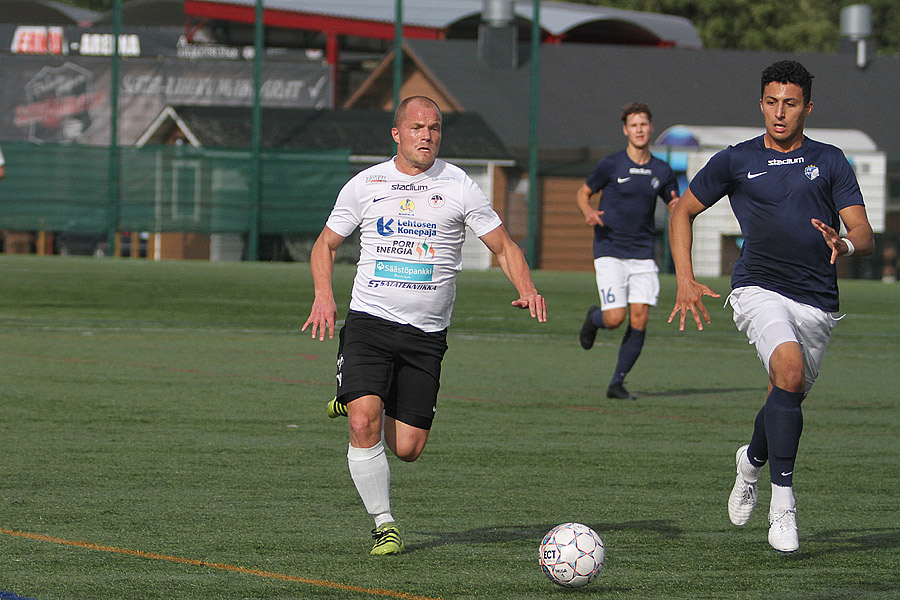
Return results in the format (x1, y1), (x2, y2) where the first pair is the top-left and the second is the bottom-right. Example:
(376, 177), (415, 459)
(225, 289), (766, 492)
(302, 226), (346, 341)
(480, 225), (547, 323)
(669, 278), (719, 332)
(667, 190), (719, 331)
(811, 205), (874, 264)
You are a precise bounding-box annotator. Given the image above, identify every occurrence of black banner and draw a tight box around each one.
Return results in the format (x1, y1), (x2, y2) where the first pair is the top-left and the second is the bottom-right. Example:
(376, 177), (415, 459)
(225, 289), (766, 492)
(0, 25), (332, 145)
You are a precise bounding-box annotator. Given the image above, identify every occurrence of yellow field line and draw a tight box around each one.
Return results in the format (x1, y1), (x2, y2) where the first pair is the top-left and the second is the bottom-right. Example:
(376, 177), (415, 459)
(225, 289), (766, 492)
(0, 528), (443, 600)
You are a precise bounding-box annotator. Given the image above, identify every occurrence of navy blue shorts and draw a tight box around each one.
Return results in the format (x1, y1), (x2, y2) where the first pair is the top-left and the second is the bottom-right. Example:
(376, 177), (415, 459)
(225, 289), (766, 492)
(335, 311), (448, 430)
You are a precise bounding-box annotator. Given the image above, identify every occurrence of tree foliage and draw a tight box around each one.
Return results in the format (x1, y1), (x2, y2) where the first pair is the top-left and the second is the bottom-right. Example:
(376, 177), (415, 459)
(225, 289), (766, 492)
(576, 0), (900, 54)
(49, 0), (900, 55)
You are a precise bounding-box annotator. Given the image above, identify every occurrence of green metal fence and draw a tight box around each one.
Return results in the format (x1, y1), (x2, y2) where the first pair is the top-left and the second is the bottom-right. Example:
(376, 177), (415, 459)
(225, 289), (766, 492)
(0, 140), (350, 237)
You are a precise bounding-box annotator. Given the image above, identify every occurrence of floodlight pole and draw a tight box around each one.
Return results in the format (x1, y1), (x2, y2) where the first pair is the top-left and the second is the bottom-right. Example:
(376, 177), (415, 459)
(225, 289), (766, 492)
(526, 0), (541, 266)
(393, 0), (403, 110)
(392, 0), (403, 156)
(106, 0), (122, 256)
(248, 0), (264, 261)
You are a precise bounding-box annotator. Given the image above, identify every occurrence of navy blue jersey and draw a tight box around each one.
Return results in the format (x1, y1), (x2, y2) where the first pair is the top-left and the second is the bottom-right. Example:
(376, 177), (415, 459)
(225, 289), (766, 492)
(689, 135), (864, 312)
(585, 150), (679, 260)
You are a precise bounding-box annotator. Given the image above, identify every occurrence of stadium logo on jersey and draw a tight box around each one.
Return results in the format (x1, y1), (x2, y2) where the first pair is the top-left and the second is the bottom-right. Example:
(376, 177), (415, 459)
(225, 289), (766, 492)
(400, 199), (415, 213)
(366, 175), (388, 183)
(428, 193), (445, 208)
(629, 167), (652, 175)
(376, 217), (395, 236)
(391, 182), (429, 191)
(651, 177), (660, 190)
(374, 261), (434, 282)
(768, 157), (805, 166)
(804, 165), (820, 181)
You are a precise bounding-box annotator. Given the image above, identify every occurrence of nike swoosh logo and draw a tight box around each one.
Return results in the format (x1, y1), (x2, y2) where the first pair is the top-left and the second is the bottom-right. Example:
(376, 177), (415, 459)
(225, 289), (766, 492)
(747, 171), (767, 179)
(373, 196), (390, 203)
(781, 471), (793, 477)
(617, 177), (631, 183)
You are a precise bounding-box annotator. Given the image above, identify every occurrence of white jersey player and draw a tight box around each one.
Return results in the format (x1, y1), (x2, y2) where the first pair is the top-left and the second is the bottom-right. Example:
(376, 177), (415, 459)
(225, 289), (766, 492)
(303, 96), (546, 555)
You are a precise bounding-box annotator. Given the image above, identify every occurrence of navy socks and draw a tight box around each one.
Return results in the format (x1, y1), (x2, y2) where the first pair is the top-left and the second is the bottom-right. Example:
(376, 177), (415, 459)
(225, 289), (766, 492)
(609, 326), (645, 386)
(590, 307), (606, 329)
(746, 385), (805, 487)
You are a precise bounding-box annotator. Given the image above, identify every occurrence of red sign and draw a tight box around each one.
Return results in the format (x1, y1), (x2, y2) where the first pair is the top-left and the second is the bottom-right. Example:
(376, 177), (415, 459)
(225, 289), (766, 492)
(11, 27), (67, 55)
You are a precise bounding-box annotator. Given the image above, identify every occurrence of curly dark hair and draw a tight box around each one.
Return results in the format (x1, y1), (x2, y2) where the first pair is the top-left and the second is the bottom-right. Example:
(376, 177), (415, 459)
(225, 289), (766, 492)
(621, 102), (652, 124)
(761, 60), (814, 104)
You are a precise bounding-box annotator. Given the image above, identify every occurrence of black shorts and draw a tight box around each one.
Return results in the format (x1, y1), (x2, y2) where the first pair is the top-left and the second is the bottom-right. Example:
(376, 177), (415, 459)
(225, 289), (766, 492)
(335, 311), (448, 430)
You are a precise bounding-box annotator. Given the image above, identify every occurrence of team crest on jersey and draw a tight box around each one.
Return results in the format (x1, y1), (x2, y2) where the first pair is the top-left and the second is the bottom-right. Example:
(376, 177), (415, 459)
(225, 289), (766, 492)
(804, 165), (820, 181)
(651, 177), (660, 190)
(366, 174), (387, 183)
(428, 193), (445, 208)
(400, 199), (415, 213)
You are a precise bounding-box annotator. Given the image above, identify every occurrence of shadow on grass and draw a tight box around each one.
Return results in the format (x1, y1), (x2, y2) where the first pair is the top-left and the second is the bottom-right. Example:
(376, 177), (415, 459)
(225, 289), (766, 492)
(798, 527), (900, 558)
(407, 519), (683, 553)
(639, 387), (759, 398)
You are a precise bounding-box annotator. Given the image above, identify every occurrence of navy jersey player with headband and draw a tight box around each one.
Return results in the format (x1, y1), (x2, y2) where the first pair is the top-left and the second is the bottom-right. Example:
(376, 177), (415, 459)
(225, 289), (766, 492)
(668, 60), (873, 553)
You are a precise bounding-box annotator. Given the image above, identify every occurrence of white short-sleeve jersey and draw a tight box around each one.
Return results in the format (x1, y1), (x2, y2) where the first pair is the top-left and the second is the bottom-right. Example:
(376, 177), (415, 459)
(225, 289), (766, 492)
(326, 158), (502, 332)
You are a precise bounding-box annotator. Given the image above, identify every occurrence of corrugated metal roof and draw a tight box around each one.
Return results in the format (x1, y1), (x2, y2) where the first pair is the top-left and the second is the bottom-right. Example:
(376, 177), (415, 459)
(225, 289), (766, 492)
(199, 0), (702, 47)
(523, 1), (700, 45)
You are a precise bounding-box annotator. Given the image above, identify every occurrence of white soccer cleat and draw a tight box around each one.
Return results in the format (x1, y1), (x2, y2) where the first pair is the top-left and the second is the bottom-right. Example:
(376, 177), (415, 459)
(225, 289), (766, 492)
(728, 445), (758, 526)
(768, 507), (799, 553)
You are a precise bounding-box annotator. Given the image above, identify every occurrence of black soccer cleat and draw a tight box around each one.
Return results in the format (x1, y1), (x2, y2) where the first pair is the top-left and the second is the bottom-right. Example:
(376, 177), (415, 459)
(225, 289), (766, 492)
(579, 305), (601, 350)
(607, 383), (637, 400)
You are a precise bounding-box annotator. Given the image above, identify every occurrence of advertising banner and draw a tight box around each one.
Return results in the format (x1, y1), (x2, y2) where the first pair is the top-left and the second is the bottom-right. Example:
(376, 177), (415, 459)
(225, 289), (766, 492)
(0, 25), (332, 145)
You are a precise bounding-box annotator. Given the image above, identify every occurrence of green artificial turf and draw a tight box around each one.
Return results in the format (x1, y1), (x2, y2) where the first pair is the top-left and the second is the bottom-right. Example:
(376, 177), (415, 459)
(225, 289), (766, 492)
(0, 255), (897, 599)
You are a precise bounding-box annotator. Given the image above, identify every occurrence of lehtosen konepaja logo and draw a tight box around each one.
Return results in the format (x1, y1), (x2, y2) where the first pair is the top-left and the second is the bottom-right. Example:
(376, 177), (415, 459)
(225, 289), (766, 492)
(374, 261), (434, 282)
(376, 217), (437, 238)
(377, 217), (394, 236)
(15, 62), (103, 142)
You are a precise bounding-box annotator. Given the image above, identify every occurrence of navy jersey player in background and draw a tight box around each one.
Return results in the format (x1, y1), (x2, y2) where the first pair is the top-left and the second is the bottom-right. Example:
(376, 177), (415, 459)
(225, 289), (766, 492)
(576, 102), (679, 400)
(668, 60), (873, 552)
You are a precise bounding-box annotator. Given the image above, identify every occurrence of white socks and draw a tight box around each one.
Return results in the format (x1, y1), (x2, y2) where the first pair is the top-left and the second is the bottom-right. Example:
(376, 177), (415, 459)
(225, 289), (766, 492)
(739, 450), (794, 510)
(738, 449), (760, 483)
(347, 442), (394, 528)
(771, 483), (796, 511)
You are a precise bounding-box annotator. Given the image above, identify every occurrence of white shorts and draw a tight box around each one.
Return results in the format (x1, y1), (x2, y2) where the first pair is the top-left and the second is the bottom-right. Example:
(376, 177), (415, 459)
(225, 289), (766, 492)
(593, 257), (659, 310)
(727, 286), (839, 393)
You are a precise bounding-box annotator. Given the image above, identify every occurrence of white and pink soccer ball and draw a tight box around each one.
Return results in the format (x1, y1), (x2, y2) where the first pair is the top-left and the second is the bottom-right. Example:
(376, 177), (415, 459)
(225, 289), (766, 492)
(539, 522), (605, 588)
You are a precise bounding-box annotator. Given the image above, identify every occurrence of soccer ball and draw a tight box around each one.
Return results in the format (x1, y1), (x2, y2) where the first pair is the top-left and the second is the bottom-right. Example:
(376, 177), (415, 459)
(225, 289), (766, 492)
(539, 522), (604, 588)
